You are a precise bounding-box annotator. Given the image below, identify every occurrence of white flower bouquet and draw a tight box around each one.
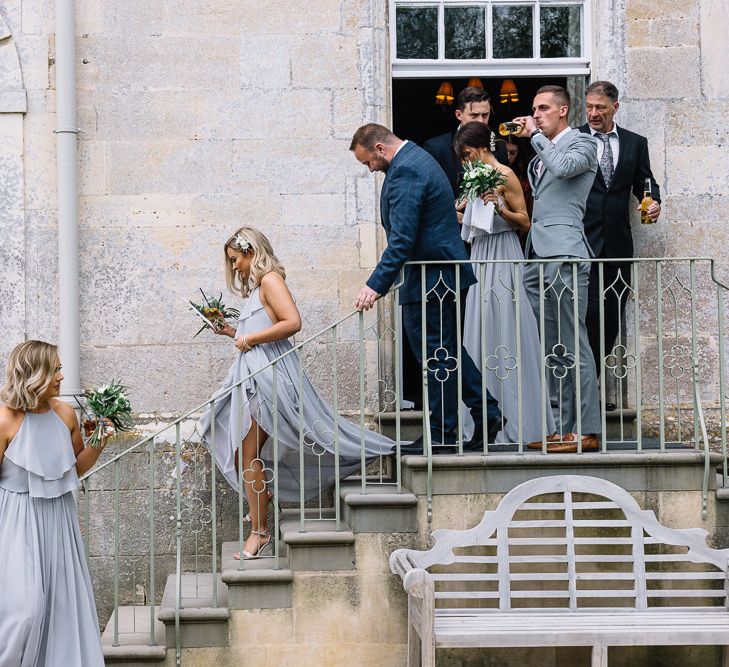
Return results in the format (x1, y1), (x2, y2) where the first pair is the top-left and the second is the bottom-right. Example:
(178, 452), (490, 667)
(458, 160), (508, 238)
(82, 381), (133, 448)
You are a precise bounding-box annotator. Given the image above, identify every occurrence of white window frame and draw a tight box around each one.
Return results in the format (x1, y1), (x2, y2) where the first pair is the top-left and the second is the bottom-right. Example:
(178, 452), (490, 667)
(390, 0), (592, 77)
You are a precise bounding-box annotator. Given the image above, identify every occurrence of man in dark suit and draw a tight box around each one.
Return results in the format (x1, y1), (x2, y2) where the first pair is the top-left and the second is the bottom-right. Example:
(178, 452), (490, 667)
(423, 87), (509, 199)
(349, 123), (501, 451)
(579, 81), (661, 385)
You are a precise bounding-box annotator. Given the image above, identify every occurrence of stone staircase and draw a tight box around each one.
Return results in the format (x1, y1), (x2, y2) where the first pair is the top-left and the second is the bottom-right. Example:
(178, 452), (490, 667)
(101, 479), (418, 665)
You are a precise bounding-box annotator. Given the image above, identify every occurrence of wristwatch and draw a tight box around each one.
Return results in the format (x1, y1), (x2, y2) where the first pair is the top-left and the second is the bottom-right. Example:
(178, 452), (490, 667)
(530, 128), (542, 138)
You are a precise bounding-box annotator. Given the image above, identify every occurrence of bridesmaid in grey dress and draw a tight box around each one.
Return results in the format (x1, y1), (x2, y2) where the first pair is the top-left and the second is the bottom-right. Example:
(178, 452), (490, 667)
(199, 227), (393, 559)
(454, 122), (556, 444)
(0, 340), (107, 667)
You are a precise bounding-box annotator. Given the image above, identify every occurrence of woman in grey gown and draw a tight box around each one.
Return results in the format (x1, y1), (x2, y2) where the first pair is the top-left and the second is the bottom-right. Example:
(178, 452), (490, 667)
(454, 122), (556, 444)
(0, 340), (108, 667)
(199, 227), (394, 559)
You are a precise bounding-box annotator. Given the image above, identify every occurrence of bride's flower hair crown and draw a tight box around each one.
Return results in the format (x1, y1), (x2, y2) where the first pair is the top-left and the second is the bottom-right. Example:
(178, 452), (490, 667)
(233, 234), (251, 253)
(224, 226), (287, 299)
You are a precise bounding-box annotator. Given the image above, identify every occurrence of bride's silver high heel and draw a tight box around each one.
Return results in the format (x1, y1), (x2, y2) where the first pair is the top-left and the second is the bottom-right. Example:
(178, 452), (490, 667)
(233, 530), (272, 560)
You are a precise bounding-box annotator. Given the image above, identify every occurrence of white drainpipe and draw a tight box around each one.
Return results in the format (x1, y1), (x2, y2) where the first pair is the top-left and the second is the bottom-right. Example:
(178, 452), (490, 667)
(55, 0), (80, 397)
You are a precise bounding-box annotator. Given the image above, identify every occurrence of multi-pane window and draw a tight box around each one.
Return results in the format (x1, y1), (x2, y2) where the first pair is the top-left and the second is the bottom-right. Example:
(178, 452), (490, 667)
(391, 0), (589, 75)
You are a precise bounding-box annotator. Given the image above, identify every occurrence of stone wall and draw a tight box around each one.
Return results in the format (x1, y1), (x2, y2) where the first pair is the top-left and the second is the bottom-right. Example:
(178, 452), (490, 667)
(1, 0), (390, 414)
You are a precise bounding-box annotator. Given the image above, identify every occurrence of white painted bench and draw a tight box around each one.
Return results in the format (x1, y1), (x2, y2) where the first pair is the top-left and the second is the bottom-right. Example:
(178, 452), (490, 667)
(389, 474), (729, 666)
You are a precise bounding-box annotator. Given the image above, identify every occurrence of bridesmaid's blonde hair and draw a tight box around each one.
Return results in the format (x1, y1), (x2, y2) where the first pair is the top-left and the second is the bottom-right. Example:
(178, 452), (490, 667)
(1, 340), (59, 411)
(224, 227), (286, 298)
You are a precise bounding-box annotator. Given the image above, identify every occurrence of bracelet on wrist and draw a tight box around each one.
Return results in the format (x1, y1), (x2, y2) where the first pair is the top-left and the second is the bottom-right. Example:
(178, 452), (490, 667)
(243, 335), (252, 351)
(530, 128), (542, 138)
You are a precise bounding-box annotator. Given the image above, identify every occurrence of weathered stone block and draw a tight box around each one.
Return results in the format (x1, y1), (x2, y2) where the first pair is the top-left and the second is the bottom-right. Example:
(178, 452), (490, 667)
(230, 138), (356, 195)
(650, 17), (699, 47)
(105, 139), (234, 196)
(626, 18), (650, 47)
(240, 34), (292, 89)
(700, 0), (729, 99)
(281, 193), (345, 227)
(626, 0), (698, 20)
(22, 111), (57, 210)
(14, 34), (50, 91)
(626, 47), (701, 99)
(77, 35), (240, 93)
(291, 36), (361, 90)
(666, 146), (729, 196)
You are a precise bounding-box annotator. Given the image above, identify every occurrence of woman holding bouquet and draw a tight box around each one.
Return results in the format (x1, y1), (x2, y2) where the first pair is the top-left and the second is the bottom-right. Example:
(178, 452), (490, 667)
(199, 227), (394, 559)
(0, 340), (108, 666)
(454, 122), (555, 444)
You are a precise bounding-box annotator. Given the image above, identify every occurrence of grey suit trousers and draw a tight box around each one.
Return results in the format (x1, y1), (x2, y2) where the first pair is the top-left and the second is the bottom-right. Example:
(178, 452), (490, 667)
(523, 256), (601, 435)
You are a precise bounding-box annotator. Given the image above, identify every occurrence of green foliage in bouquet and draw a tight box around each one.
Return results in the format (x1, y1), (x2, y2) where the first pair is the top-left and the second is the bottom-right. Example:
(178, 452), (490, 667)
(458, 160), (508, 203)
(190, 289), (240, 338)
(83, 381), (134, 448)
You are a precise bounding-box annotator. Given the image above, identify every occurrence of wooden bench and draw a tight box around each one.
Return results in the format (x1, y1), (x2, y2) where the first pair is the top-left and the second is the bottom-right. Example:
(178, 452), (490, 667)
(389, 474), (729, 666)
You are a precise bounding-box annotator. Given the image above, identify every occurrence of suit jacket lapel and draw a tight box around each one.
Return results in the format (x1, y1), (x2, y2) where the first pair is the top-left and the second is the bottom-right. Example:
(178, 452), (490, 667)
(610, 126), (631, 185)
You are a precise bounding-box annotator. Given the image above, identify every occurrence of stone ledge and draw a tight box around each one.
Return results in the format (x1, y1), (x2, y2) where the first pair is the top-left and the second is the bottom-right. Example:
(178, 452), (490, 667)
(402, 452), (721, 468)
(281, 520), (355, 545)
(402, 452), (722, 495)
(103, 645), (167, 663)
(340, 481), (419, 532)
(280, 518), (356, 570)
(157, 607), (230, 623)
(221, 542), (294, 610)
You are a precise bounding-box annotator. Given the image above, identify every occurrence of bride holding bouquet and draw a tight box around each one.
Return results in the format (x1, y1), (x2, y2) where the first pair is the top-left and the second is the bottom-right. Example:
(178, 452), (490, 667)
(454, 122), (555, 445)
(199, 227), (393, 559)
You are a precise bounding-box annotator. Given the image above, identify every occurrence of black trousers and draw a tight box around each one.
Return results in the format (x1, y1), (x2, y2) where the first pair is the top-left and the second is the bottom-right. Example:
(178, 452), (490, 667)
(586, 259), (633, 376)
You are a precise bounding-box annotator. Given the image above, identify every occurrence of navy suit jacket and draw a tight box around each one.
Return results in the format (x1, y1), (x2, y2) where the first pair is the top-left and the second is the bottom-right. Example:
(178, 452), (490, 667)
(366, 141), (475, 305)
(578, 124), (661, 258)
(423, 129), (509, 198)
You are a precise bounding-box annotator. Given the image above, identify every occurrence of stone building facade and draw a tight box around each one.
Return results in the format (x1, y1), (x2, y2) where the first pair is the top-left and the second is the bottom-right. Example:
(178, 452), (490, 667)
(0, 0), (727, 415)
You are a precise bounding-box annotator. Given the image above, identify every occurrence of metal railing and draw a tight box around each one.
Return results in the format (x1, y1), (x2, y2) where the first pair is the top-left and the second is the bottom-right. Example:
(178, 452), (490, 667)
(78, 256), (728, 664)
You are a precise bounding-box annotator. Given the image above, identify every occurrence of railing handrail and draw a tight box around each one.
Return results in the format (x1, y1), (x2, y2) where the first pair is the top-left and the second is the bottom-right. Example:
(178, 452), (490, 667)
(80, 309), (365, 481)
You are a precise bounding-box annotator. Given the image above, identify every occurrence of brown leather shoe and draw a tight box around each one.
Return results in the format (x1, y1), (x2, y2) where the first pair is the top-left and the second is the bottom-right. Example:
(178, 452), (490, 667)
(579, 434), (599, 452)
(527, 432), (575, 451)
(545, 434), (600, 453)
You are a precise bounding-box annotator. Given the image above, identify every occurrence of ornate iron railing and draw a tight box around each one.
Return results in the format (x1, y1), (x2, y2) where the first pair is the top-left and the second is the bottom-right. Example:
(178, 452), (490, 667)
(77, 256), (728, 665)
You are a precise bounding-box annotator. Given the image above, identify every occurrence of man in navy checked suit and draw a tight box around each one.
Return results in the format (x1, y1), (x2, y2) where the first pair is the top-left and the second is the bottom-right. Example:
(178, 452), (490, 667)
(349, 124), (501, 452)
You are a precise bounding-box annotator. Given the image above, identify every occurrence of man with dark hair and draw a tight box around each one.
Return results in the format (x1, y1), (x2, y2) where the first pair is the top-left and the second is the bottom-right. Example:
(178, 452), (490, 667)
(513, 85), (601, 452)
(579, 81), (661, 390)
(422, 86), (508, 197)
(349, 123), (502, 452)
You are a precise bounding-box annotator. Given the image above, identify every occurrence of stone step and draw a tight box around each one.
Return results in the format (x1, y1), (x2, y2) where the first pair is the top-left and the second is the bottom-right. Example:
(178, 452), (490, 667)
(157, 573), (229, 649)
(221, 540), (294, 609)
(340, 480), (418, 533)
(379, 408), (639, 442)
(279, 513), (356, 571)
(102, 605), (166, 666)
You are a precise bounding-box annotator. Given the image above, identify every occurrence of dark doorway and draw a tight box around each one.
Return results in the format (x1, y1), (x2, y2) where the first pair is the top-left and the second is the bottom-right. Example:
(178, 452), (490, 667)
(392, 76), (567, 142)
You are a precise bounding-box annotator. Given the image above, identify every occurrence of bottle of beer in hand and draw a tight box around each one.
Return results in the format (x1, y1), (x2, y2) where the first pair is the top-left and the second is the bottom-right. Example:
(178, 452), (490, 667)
(640, 178), (655, 225)
(498, 122), (523, 137)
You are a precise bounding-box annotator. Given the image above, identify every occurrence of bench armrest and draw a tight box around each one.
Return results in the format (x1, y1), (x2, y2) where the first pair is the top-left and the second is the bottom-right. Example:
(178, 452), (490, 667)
(403, 568), (433, 600)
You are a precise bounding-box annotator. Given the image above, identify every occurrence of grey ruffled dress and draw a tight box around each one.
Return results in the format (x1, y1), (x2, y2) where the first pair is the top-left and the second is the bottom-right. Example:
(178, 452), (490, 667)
(462, 204), (556, 444)
(199, 286), (394, 503)
(0, 409), (104, 667)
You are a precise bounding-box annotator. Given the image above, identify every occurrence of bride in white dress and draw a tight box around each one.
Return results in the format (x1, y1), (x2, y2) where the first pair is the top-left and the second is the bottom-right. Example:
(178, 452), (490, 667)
(454, 122), (556, 444)
(199, 227), (393, 558)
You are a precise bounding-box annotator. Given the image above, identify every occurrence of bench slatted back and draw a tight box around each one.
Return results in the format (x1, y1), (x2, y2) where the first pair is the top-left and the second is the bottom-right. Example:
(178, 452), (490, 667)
(390, 475), (729, 612)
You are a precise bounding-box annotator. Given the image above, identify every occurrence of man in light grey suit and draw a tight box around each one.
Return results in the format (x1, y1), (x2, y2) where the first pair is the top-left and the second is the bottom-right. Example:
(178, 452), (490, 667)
(514, 85), (601, 452)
